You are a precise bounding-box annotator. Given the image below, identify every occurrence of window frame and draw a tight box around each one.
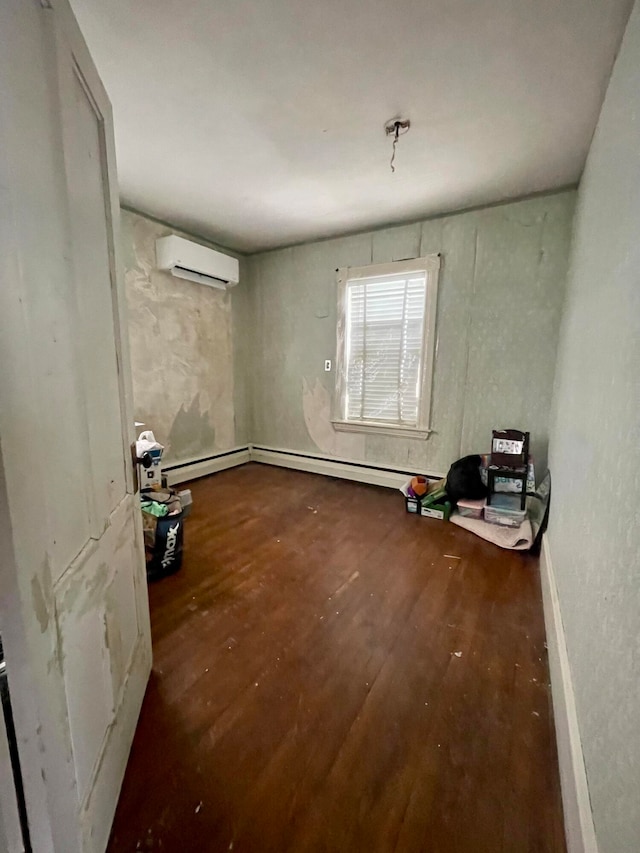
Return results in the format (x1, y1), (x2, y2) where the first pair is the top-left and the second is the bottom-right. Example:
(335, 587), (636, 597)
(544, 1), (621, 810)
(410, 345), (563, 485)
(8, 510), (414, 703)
(332, 254), (440, 440)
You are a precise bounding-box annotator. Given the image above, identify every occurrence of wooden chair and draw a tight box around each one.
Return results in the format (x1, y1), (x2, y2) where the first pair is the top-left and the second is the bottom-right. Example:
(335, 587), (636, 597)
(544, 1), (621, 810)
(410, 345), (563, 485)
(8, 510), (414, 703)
(486, 429), (529, 510)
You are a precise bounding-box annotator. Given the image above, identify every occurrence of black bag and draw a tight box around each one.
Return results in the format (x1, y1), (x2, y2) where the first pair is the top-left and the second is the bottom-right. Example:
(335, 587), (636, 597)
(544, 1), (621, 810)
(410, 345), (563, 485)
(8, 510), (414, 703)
(445, 454), (488, 503)
(147, 511), (184, 581)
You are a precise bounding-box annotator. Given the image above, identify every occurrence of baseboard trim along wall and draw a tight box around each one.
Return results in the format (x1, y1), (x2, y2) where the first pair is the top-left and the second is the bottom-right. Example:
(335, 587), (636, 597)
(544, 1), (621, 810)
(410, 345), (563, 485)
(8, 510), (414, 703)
(539, 535), (599, 853)
(249, 445), (445, 490)
(164, 446), (251, 486)
(164, 443), (446, 490)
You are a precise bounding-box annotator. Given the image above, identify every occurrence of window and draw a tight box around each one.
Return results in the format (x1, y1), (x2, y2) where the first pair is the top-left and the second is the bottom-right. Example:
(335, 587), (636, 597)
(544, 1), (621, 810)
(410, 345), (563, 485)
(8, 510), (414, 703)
(332, 255), (440, 439)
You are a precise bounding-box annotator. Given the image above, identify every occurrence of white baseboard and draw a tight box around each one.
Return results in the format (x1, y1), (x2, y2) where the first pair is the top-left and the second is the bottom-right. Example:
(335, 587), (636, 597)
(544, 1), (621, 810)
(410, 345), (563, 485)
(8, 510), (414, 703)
(539, 535), (598, 853)
(164, 446), (251, 486)
(249, 444), (445, 490)
(163, 442), (446, 492)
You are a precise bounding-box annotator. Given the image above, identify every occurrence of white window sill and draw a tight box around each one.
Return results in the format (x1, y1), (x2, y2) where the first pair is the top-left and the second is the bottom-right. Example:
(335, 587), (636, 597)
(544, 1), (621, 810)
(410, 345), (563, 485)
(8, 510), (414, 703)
(331, 420), (431, 440)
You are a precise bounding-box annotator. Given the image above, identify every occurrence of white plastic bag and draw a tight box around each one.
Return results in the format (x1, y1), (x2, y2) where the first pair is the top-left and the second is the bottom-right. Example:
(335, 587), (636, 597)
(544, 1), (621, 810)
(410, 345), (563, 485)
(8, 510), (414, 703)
(136, 430), (163, 458)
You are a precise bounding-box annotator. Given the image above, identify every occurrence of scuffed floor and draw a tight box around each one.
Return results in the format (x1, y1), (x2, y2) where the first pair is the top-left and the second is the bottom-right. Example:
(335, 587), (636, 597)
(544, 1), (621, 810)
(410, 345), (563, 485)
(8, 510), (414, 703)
(108, 464), (566, 853)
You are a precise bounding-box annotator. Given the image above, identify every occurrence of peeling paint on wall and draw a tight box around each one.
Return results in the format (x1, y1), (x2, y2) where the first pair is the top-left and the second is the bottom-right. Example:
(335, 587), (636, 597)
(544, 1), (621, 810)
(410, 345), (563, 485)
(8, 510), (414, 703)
(168, 393), (217, 460)
(249, 191), (575, 475)
(302, 377), (365, 458)
(121, 210), (239, 464)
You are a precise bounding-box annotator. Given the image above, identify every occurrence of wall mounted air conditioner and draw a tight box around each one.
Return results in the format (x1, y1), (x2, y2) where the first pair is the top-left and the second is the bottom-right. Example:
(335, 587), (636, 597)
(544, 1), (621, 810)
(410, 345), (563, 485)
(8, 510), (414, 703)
(155, 235), (239, 290)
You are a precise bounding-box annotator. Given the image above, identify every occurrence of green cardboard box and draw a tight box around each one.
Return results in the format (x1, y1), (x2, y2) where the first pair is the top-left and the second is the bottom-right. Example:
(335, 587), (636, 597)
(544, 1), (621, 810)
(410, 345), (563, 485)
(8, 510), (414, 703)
(419, 494), (452, 521)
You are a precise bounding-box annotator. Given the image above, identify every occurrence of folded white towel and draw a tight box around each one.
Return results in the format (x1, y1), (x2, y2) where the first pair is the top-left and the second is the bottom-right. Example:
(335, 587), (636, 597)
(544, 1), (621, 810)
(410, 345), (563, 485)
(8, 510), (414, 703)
(451, 513), (533, 550)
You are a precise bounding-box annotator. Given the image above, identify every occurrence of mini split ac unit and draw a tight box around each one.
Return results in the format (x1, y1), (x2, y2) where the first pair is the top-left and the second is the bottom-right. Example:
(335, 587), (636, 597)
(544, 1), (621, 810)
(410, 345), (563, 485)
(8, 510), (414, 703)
(155, 235), (239, 290)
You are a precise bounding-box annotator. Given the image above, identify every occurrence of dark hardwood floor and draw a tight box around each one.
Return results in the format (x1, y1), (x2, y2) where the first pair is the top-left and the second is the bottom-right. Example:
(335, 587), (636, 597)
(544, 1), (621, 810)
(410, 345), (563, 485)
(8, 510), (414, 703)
(107, 463), (566, 853)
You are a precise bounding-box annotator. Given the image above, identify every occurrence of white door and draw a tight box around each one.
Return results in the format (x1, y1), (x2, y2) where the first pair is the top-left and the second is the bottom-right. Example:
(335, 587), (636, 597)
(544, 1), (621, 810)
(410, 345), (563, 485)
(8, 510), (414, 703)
(0, 1), (152, 851)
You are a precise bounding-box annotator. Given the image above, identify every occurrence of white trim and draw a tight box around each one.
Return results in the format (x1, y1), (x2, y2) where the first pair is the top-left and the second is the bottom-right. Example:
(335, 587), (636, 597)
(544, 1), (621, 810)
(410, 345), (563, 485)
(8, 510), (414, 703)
(539, 535), (598, 853)
(164, 447), (251, 486)
(344, 255), (441, 280)
(333, 255), (440, 436)
(331, 419), (430, 439)
(161, 443), (447, 491)
(249, 445), (445, 490)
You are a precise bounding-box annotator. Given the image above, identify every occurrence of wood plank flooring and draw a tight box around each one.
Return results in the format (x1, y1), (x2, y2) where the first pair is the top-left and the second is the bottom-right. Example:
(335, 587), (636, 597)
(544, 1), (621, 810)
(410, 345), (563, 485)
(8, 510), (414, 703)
(107, 463), (566, 853)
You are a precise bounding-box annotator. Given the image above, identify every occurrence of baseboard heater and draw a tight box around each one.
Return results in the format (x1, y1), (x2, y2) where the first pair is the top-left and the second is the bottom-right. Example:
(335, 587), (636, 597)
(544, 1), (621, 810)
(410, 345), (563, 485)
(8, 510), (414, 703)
(163, 446), (251, 486)
(163, 443), (445, 490)
(250, 445), (445, 489)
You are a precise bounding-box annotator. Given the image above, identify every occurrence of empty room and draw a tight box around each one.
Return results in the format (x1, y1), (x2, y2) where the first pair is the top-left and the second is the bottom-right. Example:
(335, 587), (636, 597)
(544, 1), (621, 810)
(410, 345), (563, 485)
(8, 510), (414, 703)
(0, 1), (638, 852)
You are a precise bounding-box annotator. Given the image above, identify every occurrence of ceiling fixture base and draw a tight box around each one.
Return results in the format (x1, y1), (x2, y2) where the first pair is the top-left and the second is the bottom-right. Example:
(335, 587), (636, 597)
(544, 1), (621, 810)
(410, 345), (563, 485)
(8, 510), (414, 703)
(384, 118), (411, 174)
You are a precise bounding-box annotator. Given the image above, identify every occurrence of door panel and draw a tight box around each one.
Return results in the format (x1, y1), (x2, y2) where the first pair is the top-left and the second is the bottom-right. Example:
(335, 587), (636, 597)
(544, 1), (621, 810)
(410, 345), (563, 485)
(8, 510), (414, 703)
(48, 3), (152, 847)
(105, 530), (142, 705)
(56, 498), (142, 805)
(0, 1), (152, 850)
(57, 546), (114, 801)
(65, 58), (127, 529)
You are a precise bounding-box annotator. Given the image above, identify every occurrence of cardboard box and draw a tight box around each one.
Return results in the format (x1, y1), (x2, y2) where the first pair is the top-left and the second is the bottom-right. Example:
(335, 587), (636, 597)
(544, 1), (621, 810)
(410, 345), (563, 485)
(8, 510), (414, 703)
(405, 495), (421, 514)
(420, 501), (452, 521)
(401, 477), (438, 513)
(400, 477), (451, 520)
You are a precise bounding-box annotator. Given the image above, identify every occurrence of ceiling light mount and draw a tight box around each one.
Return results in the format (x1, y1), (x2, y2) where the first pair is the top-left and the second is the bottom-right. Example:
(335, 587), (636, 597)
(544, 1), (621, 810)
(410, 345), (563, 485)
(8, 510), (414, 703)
(385, 118), (411, 173)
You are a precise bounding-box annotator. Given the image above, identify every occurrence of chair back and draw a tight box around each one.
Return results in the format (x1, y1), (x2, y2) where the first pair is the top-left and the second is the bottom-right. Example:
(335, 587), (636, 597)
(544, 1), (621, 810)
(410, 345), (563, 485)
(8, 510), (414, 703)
(490, 429), (529, 469)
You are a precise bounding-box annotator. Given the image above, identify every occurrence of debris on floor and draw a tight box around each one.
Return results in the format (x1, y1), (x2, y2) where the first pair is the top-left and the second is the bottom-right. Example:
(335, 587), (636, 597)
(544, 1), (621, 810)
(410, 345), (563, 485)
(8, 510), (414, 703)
(398, 431), (551, 552)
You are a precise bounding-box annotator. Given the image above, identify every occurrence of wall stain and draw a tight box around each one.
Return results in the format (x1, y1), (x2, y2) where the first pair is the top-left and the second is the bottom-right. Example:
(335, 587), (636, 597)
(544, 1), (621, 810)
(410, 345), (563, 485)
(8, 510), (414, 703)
(251, 192), (575, 476)
(31, 561), (52, 634)
(302, 377), (365, 459)
(168, 393), (216, 460)
(122, 210), (237, 462)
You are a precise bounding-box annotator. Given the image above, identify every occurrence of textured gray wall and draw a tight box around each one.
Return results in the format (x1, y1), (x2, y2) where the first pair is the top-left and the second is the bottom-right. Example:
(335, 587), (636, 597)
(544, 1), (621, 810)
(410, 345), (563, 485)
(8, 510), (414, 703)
(121, 210), (249, 463)
(248, 191), (575, 475)
(548, 4), (640, 850)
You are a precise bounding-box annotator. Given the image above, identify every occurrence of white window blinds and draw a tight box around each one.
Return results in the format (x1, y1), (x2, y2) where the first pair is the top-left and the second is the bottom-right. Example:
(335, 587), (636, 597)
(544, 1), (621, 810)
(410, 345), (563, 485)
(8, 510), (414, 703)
(344, 271), (427, 425)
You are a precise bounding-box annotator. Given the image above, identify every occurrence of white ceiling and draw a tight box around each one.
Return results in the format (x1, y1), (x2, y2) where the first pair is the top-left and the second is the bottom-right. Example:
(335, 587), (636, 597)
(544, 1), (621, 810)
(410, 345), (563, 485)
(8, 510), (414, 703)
(70, 0), (633, 254)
